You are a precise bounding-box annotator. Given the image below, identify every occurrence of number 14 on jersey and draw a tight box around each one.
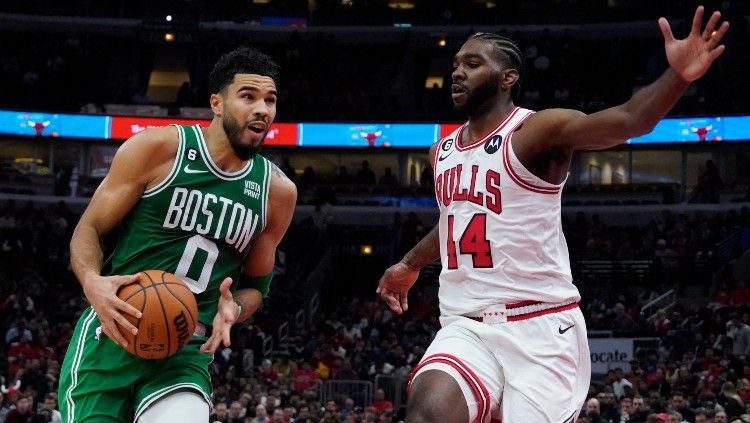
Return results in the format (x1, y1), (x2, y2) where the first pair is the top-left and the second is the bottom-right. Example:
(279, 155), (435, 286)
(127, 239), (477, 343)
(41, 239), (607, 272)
(446, 214), (493, 269)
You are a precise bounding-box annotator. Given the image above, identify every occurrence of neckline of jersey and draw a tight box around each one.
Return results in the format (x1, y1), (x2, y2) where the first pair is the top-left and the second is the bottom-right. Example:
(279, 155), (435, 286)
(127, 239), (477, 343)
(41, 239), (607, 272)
(194, 124), (254, 180)
(454, 106), (520, 152)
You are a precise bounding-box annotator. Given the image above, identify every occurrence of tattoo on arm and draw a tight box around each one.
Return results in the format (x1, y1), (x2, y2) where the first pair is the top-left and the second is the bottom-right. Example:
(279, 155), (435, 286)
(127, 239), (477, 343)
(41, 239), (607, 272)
(271, 163), (290, 181)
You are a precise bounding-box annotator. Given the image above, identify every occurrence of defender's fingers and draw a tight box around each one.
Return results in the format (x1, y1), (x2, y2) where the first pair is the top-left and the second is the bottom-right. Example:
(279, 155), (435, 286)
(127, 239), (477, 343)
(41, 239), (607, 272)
(708, 21), (730, 49)
(709, 45), (726, 62)
(658, 18), (675, 43)
(691, 6), (705, 35)
(702, 11), (722, 39)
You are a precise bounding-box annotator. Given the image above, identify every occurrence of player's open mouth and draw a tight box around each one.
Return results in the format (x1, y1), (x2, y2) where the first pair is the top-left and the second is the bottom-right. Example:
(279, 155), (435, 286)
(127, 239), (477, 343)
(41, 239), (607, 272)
(247, 122), (266, 134)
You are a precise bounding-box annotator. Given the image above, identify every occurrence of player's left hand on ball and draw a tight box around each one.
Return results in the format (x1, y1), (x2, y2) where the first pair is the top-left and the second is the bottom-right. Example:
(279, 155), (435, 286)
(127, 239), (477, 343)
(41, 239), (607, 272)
(200, 278), (241, 354)
(659, 5), (729, 82)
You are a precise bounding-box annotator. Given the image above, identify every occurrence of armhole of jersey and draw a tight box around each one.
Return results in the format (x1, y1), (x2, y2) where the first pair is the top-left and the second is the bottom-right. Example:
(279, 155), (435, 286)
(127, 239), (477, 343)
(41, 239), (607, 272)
(143, 125), (184, 198)
(431, 140), (440, 171)
(261, 157), (272, 232)
(502, 112), (565, 194)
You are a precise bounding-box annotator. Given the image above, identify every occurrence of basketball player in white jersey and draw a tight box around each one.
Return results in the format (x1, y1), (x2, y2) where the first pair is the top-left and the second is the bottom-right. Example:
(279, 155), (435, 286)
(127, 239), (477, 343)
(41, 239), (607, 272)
(377, 6), (728, 422)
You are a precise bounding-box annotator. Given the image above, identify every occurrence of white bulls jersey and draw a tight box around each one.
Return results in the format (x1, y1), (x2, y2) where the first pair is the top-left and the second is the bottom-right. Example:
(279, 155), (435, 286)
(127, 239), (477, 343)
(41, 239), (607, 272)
(433, 106), (580, 317)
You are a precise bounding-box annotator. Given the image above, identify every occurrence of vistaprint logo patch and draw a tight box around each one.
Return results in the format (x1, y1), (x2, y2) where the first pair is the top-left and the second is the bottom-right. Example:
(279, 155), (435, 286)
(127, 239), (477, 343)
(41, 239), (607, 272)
(244, 181), (261, 199)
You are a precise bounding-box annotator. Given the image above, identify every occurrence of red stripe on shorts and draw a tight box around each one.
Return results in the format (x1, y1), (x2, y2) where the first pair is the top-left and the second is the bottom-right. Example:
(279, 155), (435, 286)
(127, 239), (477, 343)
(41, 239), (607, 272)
(411, 353), (491, 423)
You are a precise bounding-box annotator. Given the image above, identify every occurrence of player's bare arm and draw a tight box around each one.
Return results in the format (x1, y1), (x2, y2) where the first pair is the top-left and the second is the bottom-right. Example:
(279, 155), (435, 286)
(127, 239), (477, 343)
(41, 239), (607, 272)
(377, 142), (441, 314)
(200, 163), (297, 354)
(519, 6), (728, 155)
(70, 125), (180, 348)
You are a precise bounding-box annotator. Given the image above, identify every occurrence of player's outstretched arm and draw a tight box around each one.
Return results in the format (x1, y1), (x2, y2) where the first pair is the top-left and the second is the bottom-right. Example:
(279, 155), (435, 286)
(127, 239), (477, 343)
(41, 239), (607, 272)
(377, 142), (441, 314)
(70, 126), (179, 348)
(529, 6), (729, 152)
(200, 163), (297, 354)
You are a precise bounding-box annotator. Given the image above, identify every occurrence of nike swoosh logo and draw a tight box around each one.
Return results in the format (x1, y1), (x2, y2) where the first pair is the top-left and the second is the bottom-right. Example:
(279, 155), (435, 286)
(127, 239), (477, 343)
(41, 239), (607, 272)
(558, 324), (574, 334)
(184, 165), (208, 174)
(438, 151), (454, 161)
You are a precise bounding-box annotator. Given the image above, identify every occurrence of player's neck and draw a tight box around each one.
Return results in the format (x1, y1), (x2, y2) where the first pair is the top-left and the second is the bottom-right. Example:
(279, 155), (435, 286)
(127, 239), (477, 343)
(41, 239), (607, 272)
(204, 124), (249, 172)
(464, 101), (515, 145)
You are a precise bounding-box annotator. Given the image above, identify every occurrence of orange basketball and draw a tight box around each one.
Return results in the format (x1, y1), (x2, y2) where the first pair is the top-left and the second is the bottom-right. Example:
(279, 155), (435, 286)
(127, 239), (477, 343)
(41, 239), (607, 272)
(116, 270), (198, 360)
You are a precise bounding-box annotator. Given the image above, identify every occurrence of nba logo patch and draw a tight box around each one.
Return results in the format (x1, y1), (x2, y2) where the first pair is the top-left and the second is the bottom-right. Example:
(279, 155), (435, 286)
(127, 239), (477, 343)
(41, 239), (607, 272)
(484, 135), (502, 154)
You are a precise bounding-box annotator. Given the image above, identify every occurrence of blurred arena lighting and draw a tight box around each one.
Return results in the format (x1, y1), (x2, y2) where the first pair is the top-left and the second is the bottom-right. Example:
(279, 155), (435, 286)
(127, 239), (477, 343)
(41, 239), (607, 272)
(253, 0), (273, 3)
(388, 0), (415, 9)
(360, 245), (373, 256)
(438, 37), (447, 47)
(165, 15), (172, 22)
(425, 75), (444, 89)
(164, 32), (175, 42)
(473, 0), (497, 8)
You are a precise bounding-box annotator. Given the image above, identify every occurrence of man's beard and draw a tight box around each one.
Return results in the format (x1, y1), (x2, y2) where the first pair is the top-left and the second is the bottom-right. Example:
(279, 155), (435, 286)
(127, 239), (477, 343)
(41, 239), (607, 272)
(222, 113), (262, 161)
(453, 73), (501, 118)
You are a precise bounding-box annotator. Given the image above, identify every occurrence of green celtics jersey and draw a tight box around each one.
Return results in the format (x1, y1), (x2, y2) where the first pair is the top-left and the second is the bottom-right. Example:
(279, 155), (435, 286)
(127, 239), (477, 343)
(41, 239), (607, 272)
(102, 124), (271, 325)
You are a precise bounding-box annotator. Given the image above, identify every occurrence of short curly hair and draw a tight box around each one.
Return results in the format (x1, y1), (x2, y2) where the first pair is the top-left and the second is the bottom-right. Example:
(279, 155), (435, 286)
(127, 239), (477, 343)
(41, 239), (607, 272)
(208, 47), (279, 94)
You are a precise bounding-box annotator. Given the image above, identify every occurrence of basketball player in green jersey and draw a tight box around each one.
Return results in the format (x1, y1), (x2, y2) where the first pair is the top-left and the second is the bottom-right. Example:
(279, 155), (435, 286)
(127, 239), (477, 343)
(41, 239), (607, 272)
(58, 47), (297, 422)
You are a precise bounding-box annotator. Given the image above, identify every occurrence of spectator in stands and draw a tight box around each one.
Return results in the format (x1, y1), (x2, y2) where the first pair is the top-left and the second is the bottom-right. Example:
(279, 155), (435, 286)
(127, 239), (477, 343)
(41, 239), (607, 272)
(727, 314), (750, 357)
(291, 405), (312, 423)
(259, 359), (279, 383)
(273, 353), (298, 379)
(720, 382), (745, 418)
(280, 157), (297, 183)
(210, 402), (229, 422)
(419, 165), (433, 188)
(670, 392), (695, 423)
(355, 161), (376, 185)
(613, 368), (633, 399)
(5, 394), (34, 422)
(585, 398), (607, 423)
(251, 404), (270, 423)
(334, 166), (353, 185)
(5, 318), (32, 344)
(292, 361), (320, 393)
(270, 407), (285, 423)
(39, 392), (62, 423)
(378, 168), (398, 187)
(332, 360), (358, 381)
(298, 166), (317, 189)
(597, 392), (619, 422)
(715, 410), (729, 423)
(0, 391), (9, 422)
(689, 160), (723, 204)
(613, 302), (638, 331)
(694, 410), (709, 423)
(371, 389), (393, 413)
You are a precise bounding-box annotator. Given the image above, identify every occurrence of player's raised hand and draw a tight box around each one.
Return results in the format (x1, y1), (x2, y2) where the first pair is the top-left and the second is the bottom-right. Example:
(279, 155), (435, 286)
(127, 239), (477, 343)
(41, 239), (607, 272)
(376, 262), (419, 314)
(658, 6), (729, 82)
(201, 277), (241, 354)
(82, 274), (142, 348)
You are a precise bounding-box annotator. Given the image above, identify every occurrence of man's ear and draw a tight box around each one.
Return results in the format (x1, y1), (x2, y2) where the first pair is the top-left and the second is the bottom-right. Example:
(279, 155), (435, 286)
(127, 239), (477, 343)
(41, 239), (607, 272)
(210, 93), (223, 116)
(501, 68), (520, 93)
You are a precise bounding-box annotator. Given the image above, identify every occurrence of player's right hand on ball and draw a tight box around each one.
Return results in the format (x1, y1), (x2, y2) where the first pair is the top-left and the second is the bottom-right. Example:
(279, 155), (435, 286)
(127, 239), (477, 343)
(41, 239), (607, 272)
(376, 262), (419, 315)
(83, 274), (142, 348)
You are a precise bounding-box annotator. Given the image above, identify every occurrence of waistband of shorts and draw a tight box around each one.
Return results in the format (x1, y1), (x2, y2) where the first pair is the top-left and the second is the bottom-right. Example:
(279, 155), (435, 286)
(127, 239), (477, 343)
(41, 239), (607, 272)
(193, 322), (211, 337)
(464, 300), (578, 323)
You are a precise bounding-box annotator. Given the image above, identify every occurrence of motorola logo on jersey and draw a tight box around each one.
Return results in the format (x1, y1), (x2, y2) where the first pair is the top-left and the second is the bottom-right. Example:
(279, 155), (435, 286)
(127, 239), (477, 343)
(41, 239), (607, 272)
(484, 135), (502, 154)
(438, 138), (454, 161)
